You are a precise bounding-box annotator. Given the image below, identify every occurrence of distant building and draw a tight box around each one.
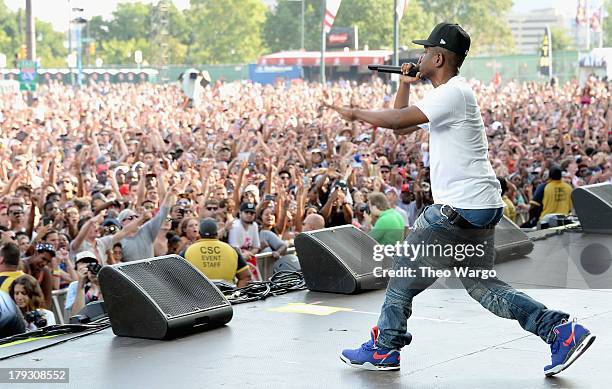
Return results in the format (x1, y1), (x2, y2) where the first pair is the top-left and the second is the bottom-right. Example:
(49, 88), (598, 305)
(507, 8), (565, 54)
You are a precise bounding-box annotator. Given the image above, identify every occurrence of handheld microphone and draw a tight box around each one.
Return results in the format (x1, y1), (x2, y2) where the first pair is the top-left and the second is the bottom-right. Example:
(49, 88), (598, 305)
(368, 63), (419, 77)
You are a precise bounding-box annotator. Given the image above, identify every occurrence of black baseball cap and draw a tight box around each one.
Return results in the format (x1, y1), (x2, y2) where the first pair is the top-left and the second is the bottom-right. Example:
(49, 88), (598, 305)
(413, 23), (470, 56)
(549, 166), (562, 180)
(199, 218), (218, 238)
(240, 202), (256, 212)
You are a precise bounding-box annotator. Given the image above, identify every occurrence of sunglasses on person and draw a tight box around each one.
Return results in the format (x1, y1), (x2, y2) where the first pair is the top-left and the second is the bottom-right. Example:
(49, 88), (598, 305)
(206, 206), (219, 211)
(10, 210), (24, 216)
(36, 243), (55, 255)
(380, 169), (390, 174)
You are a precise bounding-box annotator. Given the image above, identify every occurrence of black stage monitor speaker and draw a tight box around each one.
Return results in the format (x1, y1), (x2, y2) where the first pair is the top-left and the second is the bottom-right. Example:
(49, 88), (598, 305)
(295, 217), (533, 294)
(99, 255), (233, 340)
(572, 183), (612, 234)
(294, 225), (393, 294)
(494, 215), (534, 263)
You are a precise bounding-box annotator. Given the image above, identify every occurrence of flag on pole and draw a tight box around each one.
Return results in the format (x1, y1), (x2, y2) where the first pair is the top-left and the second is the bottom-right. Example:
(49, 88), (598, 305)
(576, 0), (587, 25)
(538, 26), (552, 79)
(396, 0), (410, 21)
(590, 7), (602, 32)
(323, 0), (342, 33)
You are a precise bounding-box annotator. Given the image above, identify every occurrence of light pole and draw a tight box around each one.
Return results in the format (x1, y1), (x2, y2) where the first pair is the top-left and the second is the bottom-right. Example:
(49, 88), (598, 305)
(69, 7), (85, 86)
(320, 0), (325, 84)
(68, 1), (71, 73)
(392, 0), (399, 93)
(26, 0), (35, 61)
(301, 0), (305, 49)
(72, 16), (87, 87)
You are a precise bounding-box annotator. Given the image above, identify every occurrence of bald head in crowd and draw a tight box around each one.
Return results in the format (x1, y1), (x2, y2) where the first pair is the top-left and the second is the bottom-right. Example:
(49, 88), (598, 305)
(303, 214), (325, 232)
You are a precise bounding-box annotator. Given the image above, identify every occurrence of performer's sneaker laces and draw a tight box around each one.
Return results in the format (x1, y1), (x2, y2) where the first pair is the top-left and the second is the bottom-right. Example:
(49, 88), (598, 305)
(544, 318), (595, 377)
(339, 326), (402, 371)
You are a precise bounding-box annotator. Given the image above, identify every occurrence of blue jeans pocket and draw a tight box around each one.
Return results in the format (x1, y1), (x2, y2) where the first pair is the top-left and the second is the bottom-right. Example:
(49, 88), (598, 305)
(420, 204), (445, 228)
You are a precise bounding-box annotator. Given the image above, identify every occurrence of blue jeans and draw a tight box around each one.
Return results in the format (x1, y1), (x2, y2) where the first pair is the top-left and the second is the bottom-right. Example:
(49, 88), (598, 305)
(376, 204), (569, 349)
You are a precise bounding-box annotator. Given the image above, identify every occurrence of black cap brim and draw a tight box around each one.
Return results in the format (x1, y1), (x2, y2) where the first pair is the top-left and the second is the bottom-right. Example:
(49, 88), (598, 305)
(412, 39), (434, 46)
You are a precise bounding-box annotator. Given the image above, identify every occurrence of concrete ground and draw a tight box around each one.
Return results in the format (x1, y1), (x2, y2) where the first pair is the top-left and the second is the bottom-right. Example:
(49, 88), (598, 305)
(2, 232), (610, 389)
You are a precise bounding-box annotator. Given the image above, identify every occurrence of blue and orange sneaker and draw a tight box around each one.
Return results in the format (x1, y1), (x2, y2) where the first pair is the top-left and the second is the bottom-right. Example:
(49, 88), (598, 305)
(340, 326), (402, 371)
(544, 318), (596, 377)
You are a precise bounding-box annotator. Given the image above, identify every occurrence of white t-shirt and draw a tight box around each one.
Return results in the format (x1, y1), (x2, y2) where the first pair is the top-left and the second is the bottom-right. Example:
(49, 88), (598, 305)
(414, 76), (504, 209)
(228, 220), (260, 251)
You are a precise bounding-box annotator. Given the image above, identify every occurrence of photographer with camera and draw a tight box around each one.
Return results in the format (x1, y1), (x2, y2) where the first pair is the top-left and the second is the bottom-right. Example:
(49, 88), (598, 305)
(9, 274), (56, 331)
(64, 251), (103, 317)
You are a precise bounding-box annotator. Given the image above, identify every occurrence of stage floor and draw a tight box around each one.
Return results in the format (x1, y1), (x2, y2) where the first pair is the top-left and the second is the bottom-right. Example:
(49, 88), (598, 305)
(3, 233), (612, 389)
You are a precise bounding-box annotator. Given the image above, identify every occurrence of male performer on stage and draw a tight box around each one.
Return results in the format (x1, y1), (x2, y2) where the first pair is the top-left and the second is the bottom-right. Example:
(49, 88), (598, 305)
(327, 23), (595, 376)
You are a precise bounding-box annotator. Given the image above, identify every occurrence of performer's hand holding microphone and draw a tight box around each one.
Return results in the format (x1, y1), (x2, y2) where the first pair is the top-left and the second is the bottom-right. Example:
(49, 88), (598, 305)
(368, 62), (422, 84)
(323, 62), (422, 122)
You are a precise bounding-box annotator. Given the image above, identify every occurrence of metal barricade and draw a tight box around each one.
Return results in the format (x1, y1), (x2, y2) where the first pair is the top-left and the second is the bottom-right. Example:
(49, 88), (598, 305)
(254, 247), (296, 281)
(51, 288), (69, 324)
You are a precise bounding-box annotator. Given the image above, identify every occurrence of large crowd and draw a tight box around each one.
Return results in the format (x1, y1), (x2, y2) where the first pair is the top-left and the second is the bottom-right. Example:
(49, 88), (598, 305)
(0, 74), (610, 333)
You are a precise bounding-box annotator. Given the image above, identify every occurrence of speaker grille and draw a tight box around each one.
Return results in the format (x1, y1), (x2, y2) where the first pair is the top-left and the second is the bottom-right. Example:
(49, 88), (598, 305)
(494, 216), (534, 262)
(585, 184), (612, 204)
(308, 226), (379, 277)
(119, 256), (226, 318)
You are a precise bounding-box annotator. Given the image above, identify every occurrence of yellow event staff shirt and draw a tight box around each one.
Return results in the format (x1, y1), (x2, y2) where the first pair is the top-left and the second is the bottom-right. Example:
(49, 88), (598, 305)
(183, 238), (249, 284)
(540, 180), (573, 220)
(0, 270), (25, 293)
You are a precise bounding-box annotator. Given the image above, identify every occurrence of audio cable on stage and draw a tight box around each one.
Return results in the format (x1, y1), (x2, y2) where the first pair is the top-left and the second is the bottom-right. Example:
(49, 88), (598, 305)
(0, 319), (111, 361)
(222, 271), (306, 305)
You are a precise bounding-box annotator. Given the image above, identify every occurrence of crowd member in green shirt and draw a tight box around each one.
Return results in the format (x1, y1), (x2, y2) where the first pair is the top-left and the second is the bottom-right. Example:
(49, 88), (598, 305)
(367, 192), (405, 245)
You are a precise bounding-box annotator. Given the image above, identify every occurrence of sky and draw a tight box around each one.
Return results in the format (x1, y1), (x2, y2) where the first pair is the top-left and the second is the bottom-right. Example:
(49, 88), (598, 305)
(4, 0), (581, 33)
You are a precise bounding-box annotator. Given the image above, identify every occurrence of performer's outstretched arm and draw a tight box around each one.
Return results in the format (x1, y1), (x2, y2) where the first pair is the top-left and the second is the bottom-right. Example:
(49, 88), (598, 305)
(325, 104), (428, 132)
(325, 61), (426, 132)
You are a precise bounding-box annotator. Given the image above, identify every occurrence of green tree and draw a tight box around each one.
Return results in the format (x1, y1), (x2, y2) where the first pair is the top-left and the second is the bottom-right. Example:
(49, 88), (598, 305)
(604, 0), (612, 47)
(417, 0), (515, 54)
(186, 0), (267, 64)
(334, 0), (433, 50)
(550, 26), (573, 51)
(107, 2), (153, 42)
(263, 0), (314, 52)
(148, 2), (189, 64)
(87, 15), (110, 43)
(0, 1), (66, 67)
(35, 20), (67, 67)
(0, 1), (22, 66)
(99, 38), (150, 65)
(264, 0), (433, 53)
(400, 1), (437, 50)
